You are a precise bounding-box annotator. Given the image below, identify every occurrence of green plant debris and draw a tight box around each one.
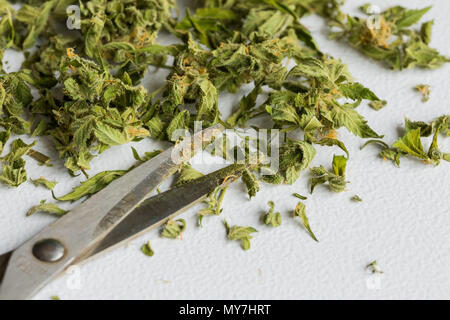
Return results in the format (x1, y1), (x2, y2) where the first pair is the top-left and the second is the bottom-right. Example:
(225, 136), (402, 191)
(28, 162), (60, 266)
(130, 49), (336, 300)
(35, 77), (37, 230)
(30, 177), (58, 190)
(141, 241), (155, 257)
(224, 220), (257, 251)
(293, 193), (308, 200)
(293, 201), (318, 242)
(198, 185), (228, 226)
(161, 219), (186, 239)
(263, 201), (281, 227)
(325, 4), (449, 70)
(369, 100), (387, 111)
(414, 84), (431, 102)
(367, 260), (384, 274)
(27, 200), (68, 217)
(362, 115), (449, 166)
(310, 155), (349, 193)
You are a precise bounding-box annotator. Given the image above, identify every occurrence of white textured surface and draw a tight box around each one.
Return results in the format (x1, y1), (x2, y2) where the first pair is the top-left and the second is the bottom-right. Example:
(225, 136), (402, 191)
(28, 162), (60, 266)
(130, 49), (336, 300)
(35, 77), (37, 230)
(0, 0), (449, 300)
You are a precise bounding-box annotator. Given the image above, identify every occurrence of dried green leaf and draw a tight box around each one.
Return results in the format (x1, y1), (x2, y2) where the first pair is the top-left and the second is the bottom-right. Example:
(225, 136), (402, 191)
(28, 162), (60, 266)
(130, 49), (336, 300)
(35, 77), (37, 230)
(198, 186), (228, 226)
(293, 201), (318, 242)
(141, 241), (154, 257)
(31, 177), (58, 190)
(393, 128), (428, 160)
(224, 220), (257, 251)
(293, 193), (308, 200)
(351, 195), (363, 202)
(369, 100), (387, 111)
(131, 147), (162, 163)
(263, 201), (281, 227)
(420, 20), (434, 45)
(311, 137), (349, 159)
(242, 168), (260, 199)
(361, 139), (402, 167)
(161, 219), (186, 239)
(95, 123), (134, 146)
(176, 164), (204, 186)
(367, 260), (384, 274)
(27, 149), (52, 167)
(0, 130), (10, 156)
(53, 170), (127, 202)
(279, 140), (316, 184)
(339, 82), (380, 101)
(332, 104), (382, 139)
(167, 110), (190, 142)
(0, 139), (36, 163)
(414, 84), (431, 102)
(332, 154), (347, 176)
(310, 155), (348, 193)
(31, 119), (48, 137)
(0, 160), (27, 187)
(395, 6), (432, 29)
(27, 200), (68, 217)
(329, 4), (448, 70)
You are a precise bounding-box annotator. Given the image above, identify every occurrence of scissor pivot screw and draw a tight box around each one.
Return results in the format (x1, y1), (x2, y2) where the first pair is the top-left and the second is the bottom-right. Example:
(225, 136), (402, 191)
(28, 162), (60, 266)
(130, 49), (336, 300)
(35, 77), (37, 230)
(32, 239), (66, 262)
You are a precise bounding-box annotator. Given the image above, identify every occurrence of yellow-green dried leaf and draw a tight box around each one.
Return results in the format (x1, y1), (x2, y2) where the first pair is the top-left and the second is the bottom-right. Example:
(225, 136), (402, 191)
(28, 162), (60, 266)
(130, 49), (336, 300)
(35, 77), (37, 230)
(161, 219), (186, 239)
(141, 241), (154, 257)
(293, 201), (318, 242)
(224, 220), (257, 251)
(31, 177), (58, 190)
(27, 200), (68, 217)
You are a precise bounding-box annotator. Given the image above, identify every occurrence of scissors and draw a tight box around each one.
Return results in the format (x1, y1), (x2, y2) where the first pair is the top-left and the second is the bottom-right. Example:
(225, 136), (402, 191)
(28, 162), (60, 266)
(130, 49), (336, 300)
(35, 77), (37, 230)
(0, 124), (244, 300)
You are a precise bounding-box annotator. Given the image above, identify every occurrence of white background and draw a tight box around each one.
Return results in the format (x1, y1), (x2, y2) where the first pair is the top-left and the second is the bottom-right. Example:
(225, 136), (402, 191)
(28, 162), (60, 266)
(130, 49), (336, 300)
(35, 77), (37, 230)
(0, 0), (449, 299)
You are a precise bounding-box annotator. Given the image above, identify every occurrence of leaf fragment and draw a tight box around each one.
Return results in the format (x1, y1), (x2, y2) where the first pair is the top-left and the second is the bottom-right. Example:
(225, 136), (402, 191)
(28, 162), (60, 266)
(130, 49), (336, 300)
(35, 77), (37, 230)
(27, 200), (68, 217)
(224, 220), (257, 251)
(414, 84), (431, 102)
(53, 170), (127, 202)
(31, 177), (58, 190)
(293, 193), (308, 200)
(369, 100), (387, 111)
(293, 201), (318, 242)
(161, 219), (186, 239)
(263, 201), (281, 227)
(141, 241), (155, 257)
(176, 164), (204, 186)
(367, 260), (384, 274)
(310, 155), (349, 193)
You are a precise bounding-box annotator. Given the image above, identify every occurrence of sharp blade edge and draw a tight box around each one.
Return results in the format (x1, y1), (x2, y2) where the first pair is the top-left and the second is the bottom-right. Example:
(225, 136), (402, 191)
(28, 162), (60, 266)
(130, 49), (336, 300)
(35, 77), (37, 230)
(86, 166), (240, 260)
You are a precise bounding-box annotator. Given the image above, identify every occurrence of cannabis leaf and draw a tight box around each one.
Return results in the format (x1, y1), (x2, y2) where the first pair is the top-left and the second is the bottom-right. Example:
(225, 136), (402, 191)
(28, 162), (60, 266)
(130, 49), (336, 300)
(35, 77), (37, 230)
(141, 241), (155, 257)
(293, 201), (318, 242)
(161, 219), (186, 239)
(225, 220), (258, 251)
(332, 104), (382, 139)
(310, 155), (349, 193)
(263, 201), (281, 227)
(27, 200), (68, 217)
(31, 177), (58, 190)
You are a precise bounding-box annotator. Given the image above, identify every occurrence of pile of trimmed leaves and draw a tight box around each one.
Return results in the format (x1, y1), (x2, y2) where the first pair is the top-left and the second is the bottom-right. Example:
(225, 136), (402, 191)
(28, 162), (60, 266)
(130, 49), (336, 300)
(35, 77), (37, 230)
(0, 1), (449, 250)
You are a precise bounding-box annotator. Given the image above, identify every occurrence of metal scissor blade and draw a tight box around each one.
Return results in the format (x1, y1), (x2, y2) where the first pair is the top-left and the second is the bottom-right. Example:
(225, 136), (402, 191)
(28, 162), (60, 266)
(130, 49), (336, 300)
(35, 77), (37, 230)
(86, 164), (246, 261)
(0, 125), (224, 300)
